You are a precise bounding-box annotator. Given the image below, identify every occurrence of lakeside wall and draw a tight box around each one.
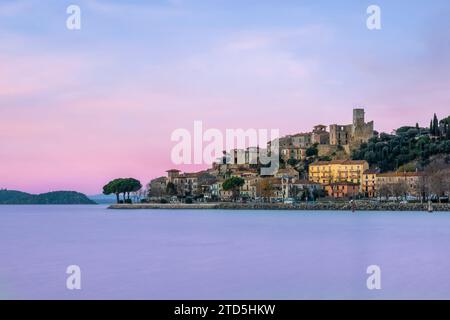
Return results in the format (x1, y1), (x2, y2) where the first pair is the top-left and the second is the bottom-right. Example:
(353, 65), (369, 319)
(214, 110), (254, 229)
(108, 202), (450, 212)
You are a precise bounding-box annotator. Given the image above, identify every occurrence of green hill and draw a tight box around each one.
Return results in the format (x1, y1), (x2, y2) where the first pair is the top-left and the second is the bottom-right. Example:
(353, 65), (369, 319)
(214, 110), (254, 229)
(352, 114), (450, 172)
(0, 190), (97, 204)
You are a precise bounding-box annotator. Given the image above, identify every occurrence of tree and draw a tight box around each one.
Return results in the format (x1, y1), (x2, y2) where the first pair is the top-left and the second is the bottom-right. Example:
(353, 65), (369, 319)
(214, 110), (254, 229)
(166, 182), (177, 196)
(256, 179), (274, 202)
(425, 159), (448, 203)
(306, 144), (318, 157)
(391, 181), (408, 201)
(103, 178), (142, 203)
(122, 178), (142, 201)
(417, 174), (430, 203)
(433, 113), (439, 136)
(147, 178), (167, 199)
(222, 177), (245, 201)
(377, 184), (391, 201)
(290, 185), (301, 200)
(287, 158), (300, 167)
(311, 188), (326, 201)
(103, 178), (124, 203)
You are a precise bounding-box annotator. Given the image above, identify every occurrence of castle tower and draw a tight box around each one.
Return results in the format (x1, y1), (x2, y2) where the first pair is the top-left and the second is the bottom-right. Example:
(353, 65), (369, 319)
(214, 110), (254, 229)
(166, 169), (180, 182)
(353, 108), (365, 128)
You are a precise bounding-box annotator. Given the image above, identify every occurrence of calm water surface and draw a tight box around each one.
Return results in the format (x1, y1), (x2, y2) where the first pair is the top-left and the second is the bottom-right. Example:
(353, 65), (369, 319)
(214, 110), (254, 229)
(0, 205), (449, 299)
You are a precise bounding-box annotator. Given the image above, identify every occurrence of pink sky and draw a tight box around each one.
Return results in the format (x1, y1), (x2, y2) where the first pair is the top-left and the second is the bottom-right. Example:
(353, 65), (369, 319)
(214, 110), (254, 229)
(1, 1), (450, 194)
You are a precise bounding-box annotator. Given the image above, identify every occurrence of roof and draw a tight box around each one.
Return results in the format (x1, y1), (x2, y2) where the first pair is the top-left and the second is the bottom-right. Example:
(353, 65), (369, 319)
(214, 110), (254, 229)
(181, 172), (201, 178)
(292, 132), (312, 137)
(277, 168), (298, 174)
(310, 160), (368, 166)
(293, 179), (321, 185)
(270, 178), (283, 185)
(166, 169), (181, 173)
(377, 171), (424, 177)
(258, 177), (282, 184)
(151, 176), (167, 183)
(326, 182), (360, 186)
(363, 169), (379, 174)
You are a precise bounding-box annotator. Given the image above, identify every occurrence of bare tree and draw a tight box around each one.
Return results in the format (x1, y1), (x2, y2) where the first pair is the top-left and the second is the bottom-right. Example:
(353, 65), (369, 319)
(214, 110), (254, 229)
(256, 179), (274, 202)
(148, 178), (167, 199)
(417, 174), (430, 203)
(391, 181), (408, 201)
(425, 159), (449, 203)
(377, 183), (391, 201)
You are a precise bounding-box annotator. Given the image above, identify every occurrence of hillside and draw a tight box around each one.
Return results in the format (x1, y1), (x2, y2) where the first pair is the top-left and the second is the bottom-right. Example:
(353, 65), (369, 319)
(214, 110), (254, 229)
(0, 190), (97, 205)
(88, 193), (117, 204)
(352, 115), (450, 172)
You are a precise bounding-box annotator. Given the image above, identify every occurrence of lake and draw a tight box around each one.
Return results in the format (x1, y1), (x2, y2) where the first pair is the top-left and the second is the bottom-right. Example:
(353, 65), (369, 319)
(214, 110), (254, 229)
(0, 205), (450, 299)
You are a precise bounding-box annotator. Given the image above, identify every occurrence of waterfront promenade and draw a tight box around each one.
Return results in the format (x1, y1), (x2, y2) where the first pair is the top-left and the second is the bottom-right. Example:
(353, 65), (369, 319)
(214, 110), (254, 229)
(109, 202), (450, 211)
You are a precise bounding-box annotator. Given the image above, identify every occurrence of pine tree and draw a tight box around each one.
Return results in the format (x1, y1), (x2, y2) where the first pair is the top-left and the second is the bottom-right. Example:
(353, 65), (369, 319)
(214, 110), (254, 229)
(433, 113), (439, 136)
(430, 120), (433, 135)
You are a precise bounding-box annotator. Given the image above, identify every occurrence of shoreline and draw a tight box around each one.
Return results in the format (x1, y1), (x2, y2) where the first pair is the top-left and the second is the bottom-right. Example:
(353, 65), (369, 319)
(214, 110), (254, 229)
(108, 202), (450, 212)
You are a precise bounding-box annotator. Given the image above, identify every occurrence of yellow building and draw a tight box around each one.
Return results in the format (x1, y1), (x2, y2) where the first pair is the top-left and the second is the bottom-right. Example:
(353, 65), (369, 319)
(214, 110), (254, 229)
(308, 160), (369, 186)
(362, 169), (378, 198)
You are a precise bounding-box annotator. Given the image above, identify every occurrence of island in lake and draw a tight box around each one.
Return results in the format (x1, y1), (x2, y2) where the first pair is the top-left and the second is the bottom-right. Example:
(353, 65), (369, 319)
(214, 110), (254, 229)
(0, 190), (96, 205)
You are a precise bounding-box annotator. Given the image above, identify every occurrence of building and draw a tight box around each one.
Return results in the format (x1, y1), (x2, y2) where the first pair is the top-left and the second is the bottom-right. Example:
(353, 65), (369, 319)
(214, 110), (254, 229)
(311, 125), (330, 145)
(291, 133), (312, 148)
(325, 182), (360, 198)
(329, 108), (374, 147)
(166, 169), (199, 197)
(240, 176), (258, 199)
(275, 167), (300, 179)
(362, 169), (379, 198)
(280, 147), (306, 162)
(329, 124), (353, 145)
(308, 160), (369, 186)
(148, 176), (168, 199)
(166, 169), (181, 182)
(210, 179), (234, 201)
(376, 171), (424, 198)
(281, 177), (322, 200)
(228, 147), (261, 165)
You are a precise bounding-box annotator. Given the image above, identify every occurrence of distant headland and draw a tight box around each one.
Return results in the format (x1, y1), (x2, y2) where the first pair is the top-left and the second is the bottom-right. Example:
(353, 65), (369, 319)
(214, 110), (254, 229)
(0, 190), (96, 205)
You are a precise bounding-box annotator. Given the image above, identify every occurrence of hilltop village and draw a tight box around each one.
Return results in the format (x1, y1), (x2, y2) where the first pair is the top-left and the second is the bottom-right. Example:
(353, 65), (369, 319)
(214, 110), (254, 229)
(146, 108), (450, 203)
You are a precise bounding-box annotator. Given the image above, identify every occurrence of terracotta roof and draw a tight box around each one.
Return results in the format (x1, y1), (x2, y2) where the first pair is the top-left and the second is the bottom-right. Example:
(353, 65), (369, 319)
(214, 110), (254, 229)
(377, 171), (424, 177)
(310, 160), (367, 166)
(326, 182), (360, 186)
(166, 169), (181, 173)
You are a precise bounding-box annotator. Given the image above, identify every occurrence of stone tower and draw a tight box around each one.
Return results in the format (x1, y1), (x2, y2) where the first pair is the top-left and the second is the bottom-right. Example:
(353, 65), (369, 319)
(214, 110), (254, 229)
(353, 108), (365, 129)
(351, 108), (374, 146)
